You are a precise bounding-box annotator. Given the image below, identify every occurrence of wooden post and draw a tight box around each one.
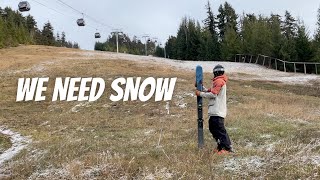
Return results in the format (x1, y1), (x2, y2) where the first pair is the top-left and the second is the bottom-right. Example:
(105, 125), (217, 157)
(235, 55), (237, 62)
(269, 57), (271, 68)
(284, 62), (286, 72)
(316, 64), (318, 75)
(275, 59), (278, 70)
(263, 56), (266, 66)
(294, 63), (296, 73)
(304, 63), (307, 74)
(256, 55), (259, 64)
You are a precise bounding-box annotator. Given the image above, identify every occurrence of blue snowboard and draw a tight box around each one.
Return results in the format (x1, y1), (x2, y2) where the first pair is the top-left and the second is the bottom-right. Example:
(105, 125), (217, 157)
(196, 65), (204, 148)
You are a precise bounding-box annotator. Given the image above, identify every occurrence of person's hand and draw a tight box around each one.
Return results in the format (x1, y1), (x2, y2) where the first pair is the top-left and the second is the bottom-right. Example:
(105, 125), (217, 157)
(195, 90), (201, 96)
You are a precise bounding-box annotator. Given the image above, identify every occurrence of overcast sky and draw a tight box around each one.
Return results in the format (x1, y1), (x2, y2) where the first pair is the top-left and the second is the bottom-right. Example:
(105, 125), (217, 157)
(1, 0), (320, 50)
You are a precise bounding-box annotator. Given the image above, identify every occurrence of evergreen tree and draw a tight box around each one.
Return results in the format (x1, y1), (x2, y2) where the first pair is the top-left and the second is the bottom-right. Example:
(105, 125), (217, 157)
(241, 13), (257, 54)
(280, 11), (298, 61)
(224, 2), (238, 31)
(94, 42), (107, 51)
(204, 1), (216, 37)
(0, 16), (4, 48)
(315, 6), (320, 43)
(61, 31), (66, 46)
(56, 32), (61, 46)
(254, 16), (273, 55)
(217, 2), (238, 40)
(176, 17), (188, 59)
(154, 45), (164, 57)
(198, 29), (217, 60)
(165, 36), (177, 59)
(73, 42), (79, 49)
(217, 4), (226, 40)
(269, 14), (283, 57)
(283, 11), (297, 39)
(295, 22), (313, 62)
(313, 6), (320, 62)
(26, 15), (36, 33)
(203, 1), (220, 59)
(41, 22), (55, 46)
(186, 19), (201, 60)
(220, 26), (241, 60)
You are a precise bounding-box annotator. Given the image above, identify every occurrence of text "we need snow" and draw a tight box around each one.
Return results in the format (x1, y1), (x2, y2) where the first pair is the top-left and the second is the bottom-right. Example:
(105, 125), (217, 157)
(16, 77), (177, 102)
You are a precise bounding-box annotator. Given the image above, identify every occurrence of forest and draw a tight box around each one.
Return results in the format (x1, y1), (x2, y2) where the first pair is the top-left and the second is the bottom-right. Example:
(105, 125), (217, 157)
(165, 2), (320, 62)
(0, 6), (79, 49)
(96, 1), (320, 63)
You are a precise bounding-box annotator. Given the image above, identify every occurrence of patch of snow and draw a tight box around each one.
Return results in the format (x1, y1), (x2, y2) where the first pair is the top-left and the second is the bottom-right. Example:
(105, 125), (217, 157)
(227, 127), (239, 131)
(81, 165), (105, 179)
(259, 143), (276, 152)
(266, 113), (276, 118)
(28, 167), (70, 180)
(71, 102), (91, 112)
(141, 167), (174, 180)
(9, 61), (54, 75)
(0, 127), (31, 166)
(223, 156), (265, 173)
(313, 109), (320, 116)
(78, 51), (320, 85)
(144, 129), (156, 136)
(260, 134), (272, 139)
(19, 51), (318, 85)
(174, 93), (192, 109)
(178, 103), (187, 108)
(287, 118), (311, 125)
(184, 128), (193, 133)
(245, 142), (255, 148)
(301, 155), (320, 166)
(184, 93), (195, 97)
(257, 139), (283, 153)
(39, 121), (50, 127)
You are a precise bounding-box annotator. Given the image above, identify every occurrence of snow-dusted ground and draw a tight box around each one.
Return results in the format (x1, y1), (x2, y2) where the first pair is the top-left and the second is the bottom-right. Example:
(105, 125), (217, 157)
(64, 51), (320, 85)
(0, 127), (31, 167)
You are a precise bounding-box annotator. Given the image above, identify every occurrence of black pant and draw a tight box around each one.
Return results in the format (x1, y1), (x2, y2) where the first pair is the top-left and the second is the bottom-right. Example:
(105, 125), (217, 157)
(209, 116), (232, 151)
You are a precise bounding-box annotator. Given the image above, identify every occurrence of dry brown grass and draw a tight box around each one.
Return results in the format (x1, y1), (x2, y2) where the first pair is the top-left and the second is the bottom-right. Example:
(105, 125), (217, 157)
(0, 45), (320, 179)
(0, 134), (11, 153)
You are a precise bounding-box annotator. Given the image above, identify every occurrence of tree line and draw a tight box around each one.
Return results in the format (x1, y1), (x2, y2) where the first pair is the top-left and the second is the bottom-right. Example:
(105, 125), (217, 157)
(165, 1), (320, 62)
(95, 33), (161, 56)
(0, 6), (79, 49)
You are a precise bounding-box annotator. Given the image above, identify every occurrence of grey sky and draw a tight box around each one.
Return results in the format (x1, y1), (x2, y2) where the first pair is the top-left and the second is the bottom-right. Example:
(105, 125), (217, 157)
(1, 0), (320, 50)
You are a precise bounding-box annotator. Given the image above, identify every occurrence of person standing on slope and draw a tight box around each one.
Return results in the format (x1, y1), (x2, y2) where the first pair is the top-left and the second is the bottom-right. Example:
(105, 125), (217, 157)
(195, 64), (233, 154)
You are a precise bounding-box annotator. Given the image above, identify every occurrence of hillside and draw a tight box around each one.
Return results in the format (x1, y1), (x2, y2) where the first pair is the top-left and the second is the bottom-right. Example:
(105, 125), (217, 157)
(0, 45), (320, 179)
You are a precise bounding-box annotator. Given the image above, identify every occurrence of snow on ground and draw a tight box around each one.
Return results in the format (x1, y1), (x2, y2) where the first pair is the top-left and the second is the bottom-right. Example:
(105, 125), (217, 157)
(0, 127), (31, 166)
(71, 102), (92, 113)
(64, 51), (320, 85)
(222, 156), (266, 175)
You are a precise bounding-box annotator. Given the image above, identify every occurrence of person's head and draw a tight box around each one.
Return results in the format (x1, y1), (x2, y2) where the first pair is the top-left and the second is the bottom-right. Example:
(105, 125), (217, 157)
(213, 64), (225, 77)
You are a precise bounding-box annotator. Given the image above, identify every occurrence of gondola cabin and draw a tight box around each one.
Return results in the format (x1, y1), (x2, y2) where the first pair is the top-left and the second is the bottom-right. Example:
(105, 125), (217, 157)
(77, 18), (85, 26)
(18, 1), (31, 12)
(95, 33), (101, 38)
(0, 9), (7, 16)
